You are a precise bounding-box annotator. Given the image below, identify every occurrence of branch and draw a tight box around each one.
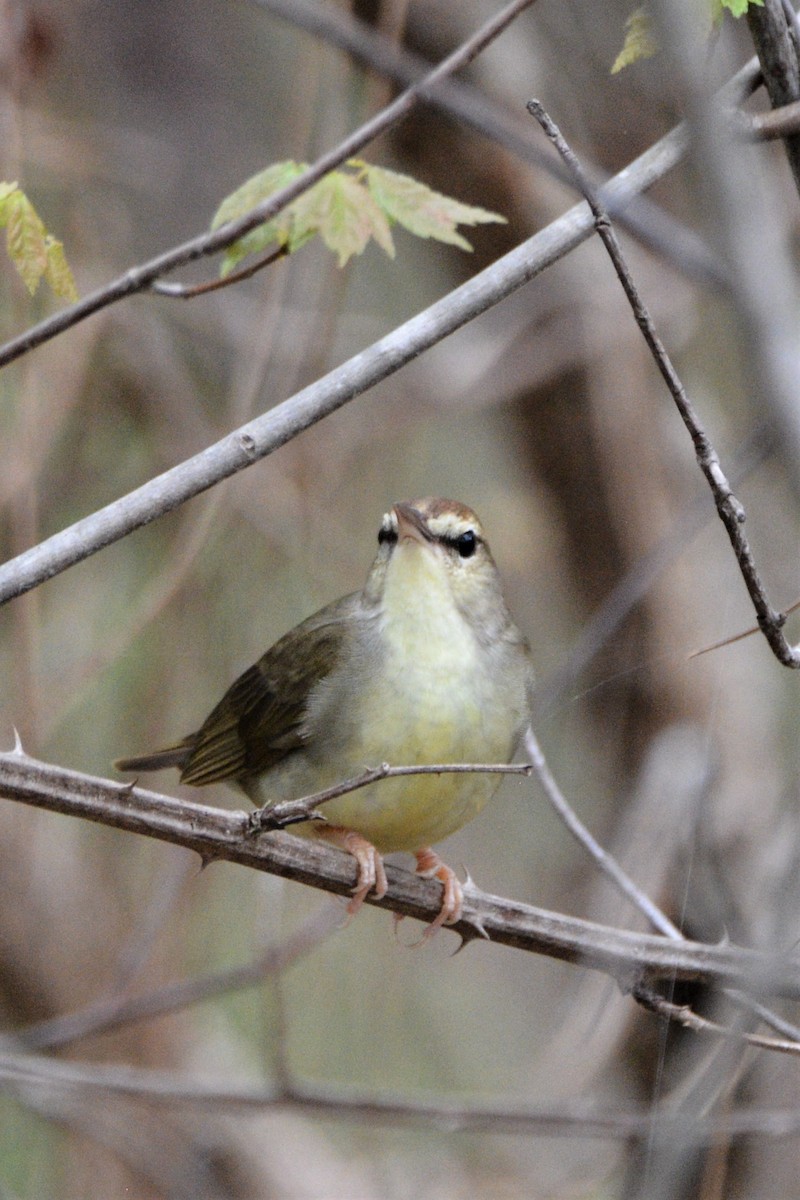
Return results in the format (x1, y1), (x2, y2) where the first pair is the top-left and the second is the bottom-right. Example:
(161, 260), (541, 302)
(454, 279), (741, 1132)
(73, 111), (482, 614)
(0, 0), (537, 372)
(632, 984), (800, 1057)
(0, 123), (689, 607)
(11, 905), (342, 1053)
(252, 760), (532, 831)
(746, 0), (800, 193)
(2, 748), (800, 999)
(525, 729), (682, 939)
(251, 0), (726, 285)
(527, 99), (800, 668)
(4, 1048), (800, 1143)
(651, 0), (800, 506)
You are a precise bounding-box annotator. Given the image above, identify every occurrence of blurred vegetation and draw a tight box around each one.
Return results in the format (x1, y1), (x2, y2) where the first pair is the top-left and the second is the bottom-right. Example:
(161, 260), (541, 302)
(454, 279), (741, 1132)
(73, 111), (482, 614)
(2, 1), (800, 1197)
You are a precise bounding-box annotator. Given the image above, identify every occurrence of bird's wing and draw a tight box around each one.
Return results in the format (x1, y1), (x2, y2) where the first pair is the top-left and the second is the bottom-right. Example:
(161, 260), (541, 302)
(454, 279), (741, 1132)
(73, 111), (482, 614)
(178, 593), (358, 787)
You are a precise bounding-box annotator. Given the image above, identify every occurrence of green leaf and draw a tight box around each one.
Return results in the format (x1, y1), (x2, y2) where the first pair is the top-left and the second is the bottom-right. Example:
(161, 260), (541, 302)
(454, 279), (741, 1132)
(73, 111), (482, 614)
(5, 189), (48, 294)
(211, 160), (306, 230)
(212, 160), (306, 276)
(289, 171), (394, 266)
(44, 236), (78, 302)
(0, 182), (79, 300)
(363, 164), (506, 251)
(720, 0), (763, 15)
(611, 8), (658, 74)
(0, 181), (19, 215)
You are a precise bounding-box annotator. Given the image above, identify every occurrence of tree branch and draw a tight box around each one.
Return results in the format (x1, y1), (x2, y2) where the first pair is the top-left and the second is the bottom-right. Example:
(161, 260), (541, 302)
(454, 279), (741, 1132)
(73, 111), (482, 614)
(0, 0), (537, 372)
(250, 0), (726, 285)
(0, 122), (689, 607)
(4, 1047), (800, 1144)
(2, 748), (800, 999)
(527, 99), (800, 668)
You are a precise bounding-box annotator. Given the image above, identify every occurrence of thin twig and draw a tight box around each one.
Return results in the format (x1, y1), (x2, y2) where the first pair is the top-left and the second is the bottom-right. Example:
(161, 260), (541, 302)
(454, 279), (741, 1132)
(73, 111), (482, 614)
(527, 98), (800, 670)
(0, 123), (690, 607)
(525, 729), (800, 1044)
(9, 904), (341, 1053)
(251, 761), (533, 831)
(525, 728), (681, 939)
(250, 0), (726, 285)
(736, 97), (800, 140)
(0, 0), (537, 371)
(5, 1047), (800, 1142)
(149, 245), (288, 297)
(632, 984), (800, 1056)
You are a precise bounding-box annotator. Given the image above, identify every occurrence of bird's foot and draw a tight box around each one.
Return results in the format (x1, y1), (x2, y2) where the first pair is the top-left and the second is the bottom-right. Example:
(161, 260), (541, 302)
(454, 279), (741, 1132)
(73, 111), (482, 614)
(413, 846), (463, 941)
(315, 825), (388, 916)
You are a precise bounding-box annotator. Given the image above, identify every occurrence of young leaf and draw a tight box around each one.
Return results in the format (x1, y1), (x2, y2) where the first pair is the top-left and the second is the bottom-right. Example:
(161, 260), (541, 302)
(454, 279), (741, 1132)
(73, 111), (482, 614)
(721, 0), (763, 15)
(289, 171), (394, 266)
(212, 160), (305, 277)
(44, 237), (78, 303)
(0, 182), (78, 300)
(5, 189), (49, 295)
(0, 181), (19, 209)
(611, 8), (658, 74)
(362, 164), (506, 251)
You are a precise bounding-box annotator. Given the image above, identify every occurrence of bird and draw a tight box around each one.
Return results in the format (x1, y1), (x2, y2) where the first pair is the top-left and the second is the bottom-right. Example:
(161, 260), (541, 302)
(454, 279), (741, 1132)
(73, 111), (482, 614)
(115, 498), (534, 932)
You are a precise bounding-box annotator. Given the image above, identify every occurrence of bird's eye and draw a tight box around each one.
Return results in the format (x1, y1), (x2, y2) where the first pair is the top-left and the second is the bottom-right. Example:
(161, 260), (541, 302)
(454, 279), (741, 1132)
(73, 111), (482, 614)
(454, 530), (477, 559)
(378, 525), (398, 546)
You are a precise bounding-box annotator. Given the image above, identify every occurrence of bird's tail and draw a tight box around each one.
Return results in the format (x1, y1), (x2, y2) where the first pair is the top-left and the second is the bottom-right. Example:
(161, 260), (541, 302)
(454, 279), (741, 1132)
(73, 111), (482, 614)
(114, 739), (193, 774)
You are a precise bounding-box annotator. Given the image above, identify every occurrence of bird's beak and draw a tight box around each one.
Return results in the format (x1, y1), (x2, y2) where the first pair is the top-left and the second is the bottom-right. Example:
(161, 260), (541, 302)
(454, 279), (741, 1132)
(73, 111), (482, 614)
(393, 503), (433, 545)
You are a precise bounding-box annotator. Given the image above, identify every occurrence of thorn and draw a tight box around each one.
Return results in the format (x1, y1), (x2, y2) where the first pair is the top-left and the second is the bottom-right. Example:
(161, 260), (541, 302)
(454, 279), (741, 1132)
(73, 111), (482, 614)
(11, 728), (25, 756)
(116, 778), (137, 795)
(449, 915), (490, 955)
(460, 870), (488, 903)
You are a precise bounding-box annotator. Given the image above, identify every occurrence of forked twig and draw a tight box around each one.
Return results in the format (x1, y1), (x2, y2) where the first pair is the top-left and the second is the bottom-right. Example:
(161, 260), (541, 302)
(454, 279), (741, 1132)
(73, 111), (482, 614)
(527, 98), (800, 670)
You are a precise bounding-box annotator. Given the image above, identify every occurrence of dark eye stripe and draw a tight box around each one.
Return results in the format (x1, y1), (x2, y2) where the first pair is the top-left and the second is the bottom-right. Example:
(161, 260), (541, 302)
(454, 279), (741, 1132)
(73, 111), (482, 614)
(378, 526), (398, 545)
(441, 530), (478, 558)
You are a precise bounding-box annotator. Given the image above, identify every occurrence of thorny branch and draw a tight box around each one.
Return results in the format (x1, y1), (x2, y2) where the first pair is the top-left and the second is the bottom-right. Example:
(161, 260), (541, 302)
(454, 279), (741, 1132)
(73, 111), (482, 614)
(527, 99), (800, 669)
(2, 748), (800, 1001)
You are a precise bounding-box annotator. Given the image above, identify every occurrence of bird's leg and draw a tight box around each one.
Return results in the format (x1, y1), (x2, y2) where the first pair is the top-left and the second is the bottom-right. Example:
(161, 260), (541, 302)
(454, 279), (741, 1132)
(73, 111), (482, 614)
(315, 825), (388, 914)
(414, 847), (464, 933)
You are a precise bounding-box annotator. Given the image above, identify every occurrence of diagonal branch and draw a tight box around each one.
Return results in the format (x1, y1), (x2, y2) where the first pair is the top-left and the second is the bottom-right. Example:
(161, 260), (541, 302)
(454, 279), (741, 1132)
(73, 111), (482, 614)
(2, 748), (800, 1000)
(0, 123), (688, 607)
(527, 99), (800, 669)
(251, 0), (726, 284)
(0, 0), (537, 372)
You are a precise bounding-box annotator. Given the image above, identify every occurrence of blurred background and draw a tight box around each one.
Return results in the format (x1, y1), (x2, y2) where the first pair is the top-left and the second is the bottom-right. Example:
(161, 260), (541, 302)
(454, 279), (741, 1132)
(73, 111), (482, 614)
(2, 0), (800, 1196)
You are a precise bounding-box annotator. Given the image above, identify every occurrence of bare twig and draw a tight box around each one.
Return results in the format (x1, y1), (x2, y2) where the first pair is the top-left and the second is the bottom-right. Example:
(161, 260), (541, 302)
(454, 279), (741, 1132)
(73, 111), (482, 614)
(736, 97), (800, 140)
(525, 728), (682, 939)
(527, 98), (800, 669)
(0, 123), (689, 607)
(632, 983), (800, 1056)
(0, 0), (537, 371)
(149, 245), (288, 297)
(251, 760), (532, 831)
(250, 0), (726, 284)
(2, 748), (800, 998)
(651, 0), (800, 508)
(526, 728), (800, 1044)
(11, 904), (341, 1052)
(746, 0), (800, 192)
(5, 1048), (800, 1143)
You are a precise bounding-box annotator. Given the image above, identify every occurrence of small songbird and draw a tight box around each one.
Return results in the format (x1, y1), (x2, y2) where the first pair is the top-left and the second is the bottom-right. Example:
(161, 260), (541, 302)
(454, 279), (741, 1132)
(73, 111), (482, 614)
(116, 498), (534, 930)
